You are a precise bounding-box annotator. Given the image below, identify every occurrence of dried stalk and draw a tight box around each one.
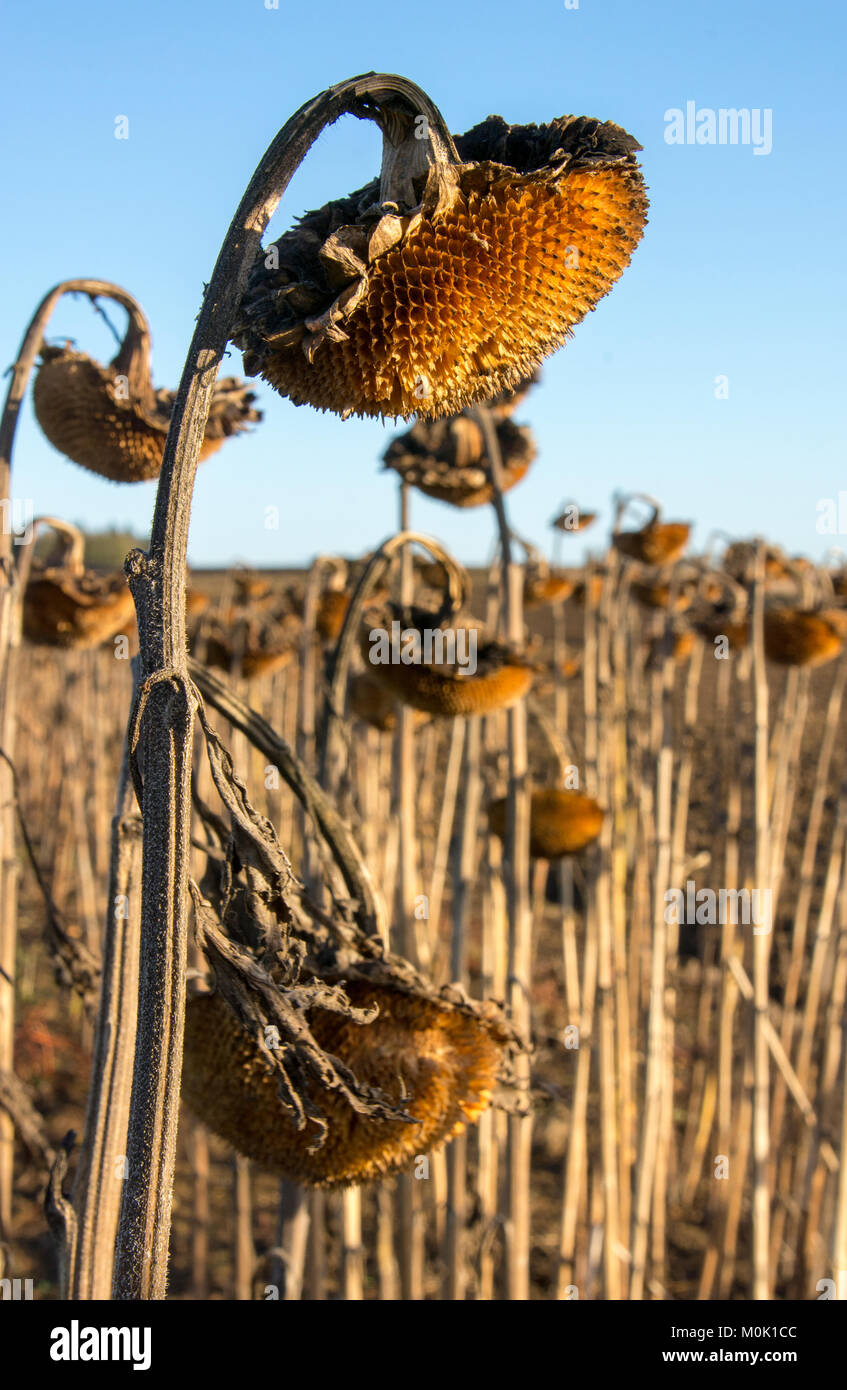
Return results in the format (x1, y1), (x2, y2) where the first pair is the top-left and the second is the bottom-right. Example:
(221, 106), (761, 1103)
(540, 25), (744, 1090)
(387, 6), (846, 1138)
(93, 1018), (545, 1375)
(0, 277), (147, 1238)
(630, 647), (674, 1299)
(473, 406), (532, 1300)
(592, 569), (622, 1297)
(395, 482), (424, 1301)
(113, 73), (459, 1299)
(443, 716), (481, 1300)
(558, 567), (600, 1297)
(69, 670), (143, 1299)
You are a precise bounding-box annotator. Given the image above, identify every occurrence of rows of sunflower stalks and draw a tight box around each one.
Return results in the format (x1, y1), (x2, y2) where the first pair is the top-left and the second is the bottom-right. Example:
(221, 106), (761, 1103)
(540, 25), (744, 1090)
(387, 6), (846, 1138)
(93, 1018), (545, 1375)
(8, 463), (847, 1298)
(2, 81), (846, 1301)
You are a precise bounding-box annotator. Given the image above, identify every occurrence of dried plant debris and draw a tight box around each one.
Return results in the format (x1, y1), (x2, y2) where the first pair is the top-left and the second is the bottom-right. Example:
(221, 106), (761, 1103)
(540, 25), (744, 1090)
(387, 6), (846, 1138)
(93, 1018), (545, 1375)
(234, 113), (648, 419)
(33, 309), (261, 483)
(180, 700), (519, 1187)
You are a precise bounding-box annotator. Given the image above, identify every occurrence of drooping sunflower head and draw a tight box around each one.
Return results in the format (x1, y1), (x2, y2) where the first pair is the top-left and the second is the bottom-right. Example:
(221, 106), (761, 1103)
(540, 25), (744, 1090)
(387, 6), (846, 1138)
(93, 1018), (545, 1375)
(182, 975), (514, 1188)
(488, 787), (605, 859)
(22, 519), (135, 650)
(763, 608), (847, 668)
(362, 605), (535, 717)
(32, 294), (262, 483)
(233, 111), (648, 420)
(383, 413), (535, 507)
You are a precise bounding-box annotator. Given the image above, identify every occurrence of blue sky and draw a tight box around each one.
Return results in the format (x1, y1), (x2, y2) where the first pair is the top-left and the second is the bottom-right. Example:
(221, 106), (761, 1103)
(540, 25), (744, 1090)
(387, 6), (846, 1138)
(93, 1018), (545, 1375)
(2, 0), (845, 568)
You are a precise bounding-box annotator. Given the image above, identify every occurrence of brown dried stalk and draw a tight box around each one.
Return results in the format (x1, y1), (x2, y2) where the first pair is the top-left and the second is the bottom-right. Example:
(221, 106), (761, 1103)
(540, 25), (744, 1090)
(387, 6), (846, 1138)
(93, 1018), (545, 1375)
(472, 405), (533, 1300)
(113, 74), (467, 1299)
(750, 545), (773, 1300)
(394, 482), (424, 1301)
(0, 278), (150, 1237)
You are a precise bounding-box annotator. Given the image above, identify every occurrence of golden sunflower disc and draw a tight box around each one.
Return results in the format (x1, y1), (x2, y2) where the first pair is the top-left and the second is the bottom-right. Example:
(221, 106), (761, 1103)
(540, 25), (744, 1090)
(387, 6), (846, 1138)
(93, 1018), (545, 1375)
(33, 346), (262, 483)
(235, 114), (648, 420)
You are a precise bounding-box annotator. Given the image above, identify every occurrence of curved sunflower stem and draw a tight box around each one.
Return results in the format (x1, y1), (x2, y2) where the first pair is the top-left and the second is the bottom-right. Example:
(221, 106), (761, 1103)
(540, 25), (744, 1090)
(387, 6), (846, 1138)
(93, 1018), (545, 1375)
(111, 73), (459, 1299)
(0, 278), (150, 1242)
(318, 527), (464, 787)
(473, 404), (533, 1300)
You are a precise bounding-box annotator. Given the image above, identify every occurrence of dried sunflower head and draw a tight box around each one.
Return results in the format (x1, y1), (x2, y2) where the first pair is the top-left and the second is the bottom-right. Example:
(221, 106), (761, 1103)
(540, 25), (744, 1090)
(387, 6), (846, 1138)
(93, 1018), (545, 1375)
(630, 576), (697, 612)
(183, 975), (512, 1188)
(232, 570), (275, 607)
(523, 569), (575, 608)
(722, 540), (798, 586)
(198, 621), (296, 680)
(32, 300), (262, 482)
(22, 521), (135, 650)
(488, 787), (605, 858)
(763, 608), (847, 668)
(180, 634), (521, 1192)
(613, 520), (691, 567)
(234, 112), (647, 419)
(612, 494), (691, 567)
(383, 414), (535, 507)
(23, 569), (136, 650)
(694, 606), (750, 652)
(572, 571), (606, 606)
(316, 589), (350, 642)
(362, 609), (535, 717)
(348, 669), (428, 731)
(645, 628), (697, 669)
(551, 503), (597, 533)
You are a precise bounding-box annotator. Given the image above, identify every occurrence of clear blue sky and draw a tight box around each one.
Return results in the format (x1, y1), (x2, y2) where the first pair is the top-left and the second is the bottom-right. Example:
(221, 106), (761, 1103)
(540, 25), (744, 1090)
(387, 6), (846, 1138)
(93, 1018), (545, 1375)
(2, 0), (845, 569)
